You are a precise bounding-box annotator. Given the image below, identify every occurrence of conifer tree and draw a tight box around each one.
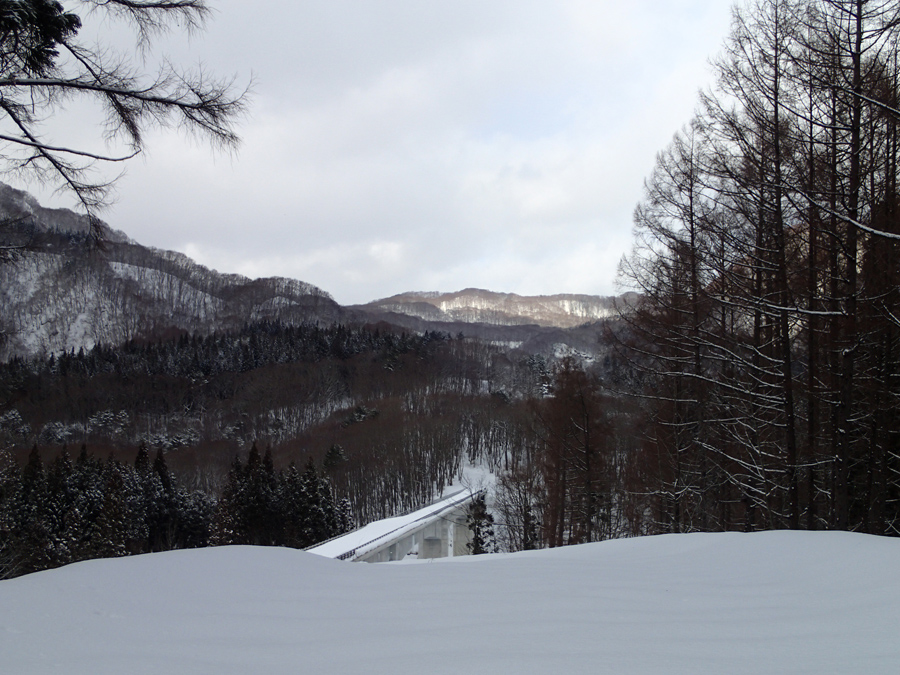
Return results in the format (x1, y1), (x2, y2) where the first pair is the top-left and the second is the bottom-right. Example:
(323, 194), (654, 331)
(466, 494), (496, 555)
(89, 464), (127, 559)
(46, 446), (76, 565)
(0, 449), (23, 578)
(17, 445), (53, 573)
(279, 462), (309, 548)
(212, 454), (245, 546)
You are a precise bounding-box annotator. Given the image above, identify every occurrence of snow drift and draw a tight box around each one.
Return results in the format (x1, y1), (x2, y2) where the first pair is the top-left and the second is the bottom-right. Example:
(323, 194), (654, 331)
(1, 531), (897, 674)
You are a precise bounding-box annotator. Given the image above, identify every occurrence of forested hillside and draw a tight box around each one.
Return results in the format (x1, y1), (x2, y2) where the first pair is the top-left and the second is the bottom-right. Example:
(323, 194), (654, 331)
(357, 289), (621, 328)
(0, 315), (648, 578)
(0, 183), (342, 360)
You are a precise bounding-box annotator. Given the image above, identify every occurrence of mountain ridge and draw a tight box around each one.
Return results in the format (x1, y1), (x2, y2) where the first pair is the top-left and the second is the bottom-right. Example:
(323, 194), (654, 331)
(0, 183), (343, 359)
(355, 288), (626, 328)
(0, 182), (625, 360)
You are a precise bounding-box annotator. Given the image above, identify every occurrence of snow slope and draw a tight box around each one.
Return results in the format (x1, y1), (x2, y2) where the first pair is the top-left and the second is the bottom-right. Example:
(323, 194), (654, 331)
(1, 531), (897, 674)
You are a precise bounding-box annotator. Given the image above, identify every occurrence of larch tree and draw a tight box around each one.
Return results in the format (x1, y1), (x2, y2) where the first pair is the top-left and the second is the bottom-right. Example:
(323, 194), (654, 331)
(617, 119), (723, 532)
(619, 0), (900, 535)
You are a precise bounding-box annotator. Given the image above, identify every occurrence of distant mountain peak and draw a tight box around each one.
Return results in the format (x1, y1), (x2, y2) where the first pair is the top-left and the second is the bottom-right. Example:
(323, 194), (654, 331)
(358, 288), (619, 329)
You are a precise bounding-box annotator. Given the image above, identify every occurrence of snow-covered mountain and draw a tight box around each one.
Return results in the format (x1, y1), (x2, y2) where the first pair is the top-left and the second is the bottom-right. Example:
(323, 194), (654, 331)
(0, 183), (343, 359)
(0, 183), (627, 361)
(357, 288), (625, 328)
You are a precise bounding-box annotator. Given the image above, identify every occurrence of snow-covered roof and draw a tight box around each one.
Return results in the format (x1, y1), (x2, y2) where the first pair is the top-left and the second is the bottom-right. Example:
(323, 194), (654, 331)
(308, 489), (479, 560)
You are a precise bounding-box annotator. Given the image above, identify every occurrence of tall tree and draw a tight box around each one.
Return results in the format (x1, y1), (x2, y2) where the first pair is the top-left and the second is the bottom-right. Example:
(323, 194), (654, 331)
(618, 121), (721, 532)
(620, 0), (900, 535)
(533, 359), (610, 546)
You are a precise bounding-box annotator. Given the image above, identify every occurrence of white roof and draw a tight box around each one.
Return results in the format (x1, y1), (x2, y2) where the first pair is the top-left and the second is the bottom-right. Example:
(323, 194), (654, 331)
(308, 489), (477, 560)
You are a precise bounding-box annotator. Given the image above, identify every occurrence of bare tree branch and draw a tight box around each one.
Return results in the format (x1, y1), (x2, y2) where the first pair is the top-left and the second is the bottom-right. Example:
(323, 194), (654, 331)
(0, 0), (247, 225)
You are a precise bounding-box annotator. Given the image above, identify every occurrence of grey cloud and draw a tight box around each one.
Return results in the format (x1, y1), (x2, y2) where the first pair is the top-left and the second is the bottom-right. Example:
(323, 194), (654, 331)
(13, 0), (733, 305)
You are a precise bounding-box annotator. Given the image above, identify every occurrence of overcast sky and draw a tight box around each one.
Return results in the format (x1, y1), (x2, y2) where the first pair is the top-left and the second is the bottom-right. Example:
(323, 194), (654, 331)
(22, 0), (734, 305)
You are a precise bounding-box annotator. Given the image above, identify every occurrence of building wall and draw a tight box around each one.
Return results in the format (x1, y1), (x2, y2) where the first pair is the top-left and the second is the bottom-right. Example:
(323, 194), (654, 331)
(356, 505), (473, 563)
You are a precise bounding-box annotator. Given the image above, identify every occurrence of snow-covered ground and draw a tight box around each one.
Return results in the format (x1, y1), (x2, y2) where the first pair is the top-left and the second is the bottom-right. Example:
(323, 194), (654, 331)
(1, 531), (898, 674)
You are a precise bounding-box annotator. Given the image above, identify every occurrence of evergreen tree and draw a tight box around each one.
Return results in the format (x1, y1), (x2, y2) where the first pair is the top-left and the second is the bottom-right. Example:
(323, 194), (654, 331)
(466, 494), (497, 555)
(0, 449), (23, 578)
(147, 448), (174, 551)
(134, 443), (150, 475)
(212, 454), (246, 546)
(302, 458), (332, 544)
(279, 462), (310, 548)
(175, 489), (214, 549)
(336, 497), (354, 535)
(45, 446), (76, 566)
(68, 446), (106, 561)
(17, 445), (52, 573)
(88, 464), (127, 559)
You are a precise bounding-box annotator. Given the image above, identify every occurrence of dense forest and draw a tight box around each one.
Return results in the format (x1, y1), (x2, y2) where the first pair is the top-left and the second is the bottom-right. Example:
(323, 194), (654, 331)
(0, 316), (641, 578)
(0, 442), (350, 579)
(618, 0), (900, 534)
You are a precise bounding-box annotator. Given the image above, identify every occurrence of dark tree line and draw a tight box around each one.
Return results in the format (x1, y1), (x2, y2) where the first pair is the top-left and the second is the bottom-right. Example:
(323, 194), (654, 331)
(2, 319), (450, 383)
(0, 320), (453, 448)
(617, 0), (900, 536)
(0, 314), (562, 536)
(214, 443), (352, 548)
(0, 443), (349, 579)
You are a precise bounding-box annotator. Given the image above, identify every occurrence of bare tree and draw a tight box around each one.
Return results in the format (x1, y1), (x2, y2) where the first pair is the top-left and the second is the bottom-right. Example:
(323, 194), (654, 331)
(619, 0), (900, 535)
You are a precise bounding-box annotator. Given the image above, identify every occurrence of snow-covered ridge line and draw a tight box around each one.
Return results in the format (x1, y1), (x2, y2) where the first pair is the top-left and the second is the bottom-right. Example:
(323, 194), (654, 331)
(359, 288), (623, 329)
(0, 183), (343, 359)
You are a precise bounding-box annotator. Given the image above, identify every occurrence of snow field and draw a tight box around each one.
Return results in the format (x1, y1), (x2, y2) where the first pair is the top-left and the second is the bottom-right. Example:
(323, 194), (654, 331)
(1, 530), (897, 675)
